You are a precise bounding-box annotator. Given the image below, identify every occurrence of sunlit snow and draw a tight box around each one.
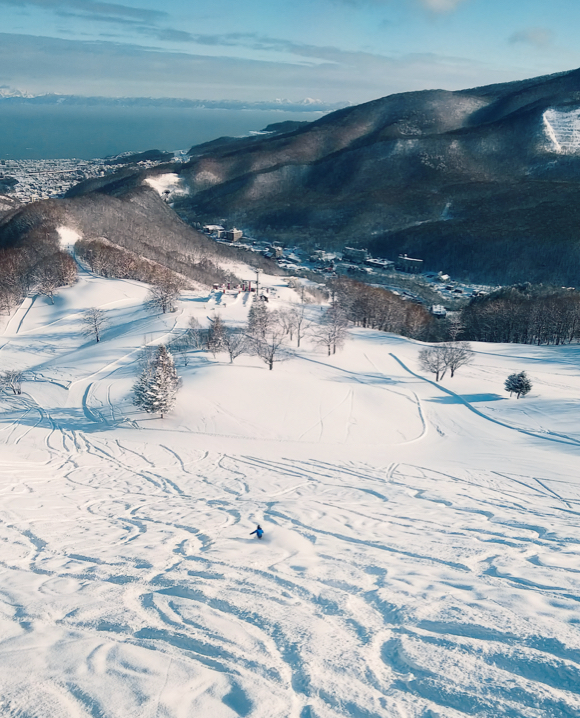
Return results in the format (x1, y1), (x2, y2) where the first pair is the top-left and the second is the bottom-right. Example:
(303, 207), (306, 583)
(543, 107), (580, 153)
(144, 173), (189, 199)
(0, 261), (579, 717)
(57, 226), (81, 251)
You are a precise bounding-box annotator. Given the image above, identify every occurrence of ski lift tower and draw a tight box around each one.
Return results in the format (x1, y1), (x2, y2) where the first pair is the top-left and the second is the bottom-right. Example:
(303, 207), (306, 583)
(255, 268), (263, 298)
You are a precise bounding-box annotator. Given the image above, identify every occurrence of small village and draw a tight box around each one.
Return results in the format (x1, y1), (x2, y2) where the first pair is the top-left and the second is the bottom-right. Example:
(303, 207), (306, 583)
(201, 224), (491, 314)
(0, 154), (181, 202)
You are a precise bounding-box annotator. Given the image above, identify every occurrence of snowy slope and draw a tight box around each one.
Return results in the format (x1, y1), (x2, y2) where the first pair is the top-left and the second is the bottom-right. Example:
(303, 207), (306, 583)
(0, 263), (579, 717)
(543, 108), (580, 154)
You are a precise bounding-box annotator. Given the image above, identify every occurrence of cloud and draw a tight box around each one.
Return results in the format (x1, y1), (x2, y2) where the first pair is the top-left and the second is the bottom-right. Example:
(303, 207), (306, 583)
(0, 32), (530, 104)
(509, 27), (555, 49)
(336, 0), (469, 12)
(0, 0), (167, 23)
(417, 0), (468, 12)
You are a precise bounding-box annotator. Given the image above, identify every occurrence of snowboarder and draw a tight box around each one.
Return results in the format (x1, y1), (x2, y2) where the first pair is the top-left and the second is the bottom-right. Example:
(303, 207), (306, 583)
(250, 525), (264, 540)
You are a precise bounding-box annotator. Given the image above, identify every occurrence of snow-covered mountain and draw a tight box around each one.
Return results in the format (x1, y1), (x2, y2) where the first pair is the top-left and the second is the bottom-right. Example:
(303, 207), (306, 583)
(159, 66), (580, 286)
(0, 91), (347, 113)
(0, 250), (579, 717)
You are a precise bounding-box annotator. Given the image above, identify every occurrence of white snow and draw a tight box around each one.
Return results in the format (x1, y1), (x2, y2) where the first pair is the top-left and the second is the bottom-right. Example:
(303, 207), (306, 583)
(0, 264), (579, 717)
(144, 173), (189, 199)
(57, 226), (81, 252)
(543, 108), (580, 154)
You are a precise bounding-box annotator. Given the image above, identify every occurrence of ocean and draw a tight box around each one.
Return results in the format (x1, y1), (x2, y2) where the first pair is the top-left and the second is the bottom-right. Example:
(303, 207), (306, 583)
(0, 104), (320, 160)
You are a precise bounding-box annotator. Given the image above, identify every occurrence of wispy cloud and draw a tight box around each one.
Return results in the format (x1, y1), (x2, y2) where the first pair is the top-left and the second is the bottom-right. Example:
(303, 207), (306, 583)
(0, 0), (167, 23)
(0, 32), (524, 103)
(336, 0), (469, 13)
(509, 27), (555, 49)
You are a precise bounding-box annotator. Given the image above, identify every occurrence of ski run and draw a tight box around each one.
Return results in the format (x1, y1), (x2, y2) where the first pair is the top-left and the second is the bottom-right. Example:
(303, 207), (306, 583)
(0, 254), (579, 718)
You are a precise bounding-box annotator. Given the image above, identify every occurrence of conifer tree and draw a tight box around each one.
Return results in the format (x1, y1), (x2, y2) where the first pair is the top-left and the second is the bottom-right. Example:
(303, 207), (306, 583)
(133, 345), (179, 418)
(247, 299), (270, 339)
(504, 371), (532, 399)
(207, 315), (227, 355)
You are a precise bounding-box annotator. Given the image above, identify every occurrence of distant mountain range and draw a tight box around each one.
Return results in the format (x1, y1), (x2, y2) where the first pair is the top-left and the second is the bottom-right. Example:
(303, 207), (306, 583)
(0, 91), (348, 114)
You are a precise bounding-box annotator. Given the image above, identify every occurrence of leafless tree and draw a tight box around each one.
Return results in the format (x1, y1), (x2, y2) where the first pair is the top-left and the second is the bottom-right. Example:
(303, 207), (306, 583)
(447, 314), (464, 341)
(186, 316), (205, 349)
(0, 288), (16, 315)
(278, 309), (297, 341)
(82, 308), (108, 343)
(145, 279), (181, 314)
(461, 285), (580, 346)
(418, 345), (448, 382)
(222, 328), (248, 363)
(443, 342), (474, 378)
(290, 304), (310, 348)
(250, 324), (289, 370)
(35, 272), (60, 304)
(2, 370), (23, 395)
(30, 252), (76, 304)
(313, 302), (349, 356)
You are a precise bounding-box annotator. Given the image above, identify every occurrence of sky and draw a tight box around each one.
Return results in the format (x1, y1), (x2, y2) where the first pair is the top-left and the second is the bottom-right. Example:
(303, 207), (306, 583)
(1, 0), (580, 104)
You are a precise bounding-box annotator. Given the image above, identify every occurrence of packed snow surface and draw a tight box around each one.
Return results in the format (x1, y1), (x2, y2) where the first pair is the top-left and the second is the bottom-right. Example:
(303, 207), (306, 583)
(0, 262), (580, 717)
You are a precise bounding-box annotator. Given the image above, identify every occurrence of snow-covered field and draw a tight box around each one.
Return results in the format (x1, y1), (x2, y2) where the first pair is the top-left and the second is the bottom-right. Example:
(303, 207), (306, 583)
(0, 259), (580, 717)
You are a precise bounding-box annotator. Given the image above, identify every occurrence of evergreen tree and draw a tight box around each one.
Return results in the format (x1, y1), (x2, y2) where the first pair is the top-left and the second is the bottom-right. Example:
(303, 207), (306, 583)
(247, 299), (270, 339)
(207, 315), (227, 355)
(133, 345), (179, 418)
(504, 371), (532, 399)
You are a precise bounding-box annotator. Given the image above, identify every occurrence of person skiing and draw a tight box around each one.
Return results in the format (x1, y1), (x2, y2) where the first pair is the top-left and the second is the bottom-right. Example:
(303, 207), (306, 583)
(250, 524), (264, 540)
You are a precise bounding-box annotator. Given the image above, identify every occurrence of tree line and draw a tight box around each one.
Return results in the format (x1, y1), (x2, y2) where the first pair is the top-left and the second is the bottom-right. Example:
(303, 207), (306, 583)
(74, 237), (234, 289)
(330, 276), (437, 340)
(0, 231), (76, 313)
(169, 296), (325, 371)
(460, 284), (580, 345)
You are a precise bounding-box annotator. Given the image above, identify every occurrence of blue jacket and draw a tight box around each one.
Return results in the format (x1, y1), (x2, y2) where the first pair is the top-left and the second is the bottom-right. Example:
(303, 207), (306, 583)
(250, 526), (264, 538)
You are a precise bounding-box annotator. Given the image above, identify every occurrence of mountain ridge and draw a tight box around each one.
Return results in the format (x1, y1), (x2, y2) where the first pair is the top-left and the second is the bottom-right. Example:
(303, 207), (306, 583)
(157, 66), (580, 284)
(5, 67), (580, 286)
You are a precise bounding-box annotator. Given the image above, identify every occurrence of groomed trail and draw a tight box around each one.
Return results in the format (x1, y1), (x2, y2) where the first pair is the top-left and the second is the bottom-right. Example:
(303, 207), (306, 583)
(0, 264), (579, 717)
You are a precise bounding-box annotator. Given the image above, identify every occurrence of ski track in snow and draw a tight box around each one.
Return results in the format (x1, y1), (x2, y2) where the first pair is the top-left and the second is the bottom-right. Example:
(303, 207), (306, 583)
(0, 274), (578, 716)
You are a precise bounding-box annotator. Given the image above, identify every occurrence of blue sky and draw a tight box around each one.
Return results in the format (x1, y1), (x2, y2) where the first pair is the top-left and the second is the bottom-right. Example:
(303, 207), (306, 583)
(1, 0), (580, 102)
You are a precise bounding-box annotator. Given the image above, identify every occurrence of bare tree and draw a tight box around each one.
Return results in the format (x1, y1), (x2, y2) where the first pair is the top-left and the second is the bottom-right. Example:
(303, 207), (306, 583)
(278, 309), (297, 341)
(250, 324), (289, 370)
(447, 314), (464, 341)
(313, 302), (349, 356)
(222, 327), (247, 363)
(35, 273), (60, 304)
(290, 304), (310, 348)
(443, 342), (474, 378)
(33, 253), (76, 304)
(145, 278), (181, 314)
(82, 308), (108, 343)
(186, 316), (205, 349)
(2, 370), (23, 395)
(418, 345), (448, 382)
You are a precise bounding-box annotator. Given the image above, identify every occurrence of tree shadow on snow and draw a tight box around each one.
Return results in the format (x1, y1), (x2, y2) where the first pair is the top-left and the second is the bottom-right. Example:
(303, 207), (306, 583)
(0, 406), (130, 434)
(429, 393), (506, 404)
